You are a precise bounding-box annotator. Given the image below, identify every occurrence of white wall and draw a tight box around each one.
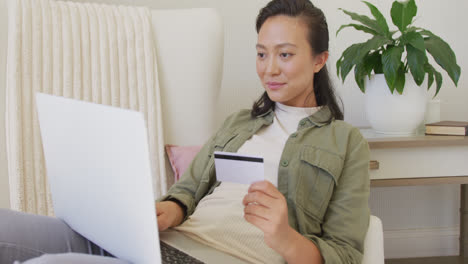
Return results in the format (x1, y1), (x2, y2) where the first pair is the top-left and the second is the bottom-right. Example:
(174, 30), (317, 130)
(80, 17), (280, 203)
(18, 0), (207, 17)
(132, 0), (468, 127)
(1, 0), (467, 258)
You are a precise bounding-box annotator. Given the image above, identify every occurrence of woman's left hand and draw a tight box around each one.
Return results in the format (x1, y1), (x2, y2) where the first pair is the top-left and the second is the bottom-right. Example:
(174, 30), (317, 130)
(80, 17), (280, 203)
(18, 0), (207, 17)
(242, 180), (294, 255)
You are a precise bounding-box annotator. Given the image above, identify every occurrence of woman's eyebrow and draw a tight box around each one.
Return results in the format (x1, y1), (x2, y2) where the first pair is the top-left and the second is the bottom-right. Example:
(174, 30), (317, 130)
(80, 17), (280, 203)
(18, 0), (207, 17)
(256, 43), (297, 49)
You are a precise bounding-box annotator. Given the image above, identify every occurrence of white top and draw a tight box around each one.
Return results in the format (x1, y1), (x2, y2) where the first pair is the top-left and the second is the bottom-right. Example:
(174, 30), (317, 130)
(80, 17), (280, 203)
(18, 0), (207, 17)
(175, 103), (320, 264)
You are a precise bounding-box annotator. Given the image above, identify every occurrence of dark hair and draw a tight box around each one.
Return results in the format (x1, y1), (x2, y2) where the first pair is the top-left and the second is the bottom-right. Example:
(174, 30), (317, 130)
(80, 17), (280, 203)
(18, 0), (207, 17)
(252, 0), (343, 121)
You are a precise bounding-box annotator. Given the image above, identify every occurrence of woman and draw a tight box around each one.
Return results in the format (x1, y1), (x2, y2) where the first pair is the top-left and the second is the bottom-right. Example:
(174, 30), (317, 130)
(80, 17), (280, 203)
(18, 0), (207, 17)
(156, 1), (369, 263)
(0, 0), (369, 263)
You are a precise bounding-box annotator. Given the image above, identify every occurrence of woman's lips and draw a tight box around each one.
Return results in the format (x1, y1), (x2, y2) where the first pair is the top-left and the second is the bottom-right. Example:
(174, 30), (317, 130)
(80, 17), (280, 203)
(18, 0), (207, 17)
(266, 82), (285, 90)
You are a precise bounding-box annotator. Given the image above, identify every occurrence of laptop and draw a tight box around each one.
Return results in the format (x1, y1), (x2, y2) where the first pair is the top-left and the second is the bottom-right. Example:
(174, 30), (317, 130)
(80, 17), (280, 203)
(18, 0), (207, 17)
(35, 93), (247, 264)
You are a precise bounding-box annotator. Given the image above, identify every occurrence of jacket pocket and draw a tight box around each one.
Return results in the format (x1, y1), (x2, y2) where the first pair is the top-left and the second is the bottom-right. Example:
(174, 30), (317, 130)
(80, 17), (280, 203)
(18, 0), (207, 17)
(295, 146), (344, 222)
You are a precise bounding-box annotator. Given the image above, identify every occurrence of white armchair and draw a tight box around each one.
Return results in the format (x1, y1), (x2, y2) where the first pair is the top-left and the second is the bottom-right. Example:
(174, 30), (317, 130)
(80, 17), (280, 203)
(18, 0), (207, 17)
(363, 215), (385, 264)
(151, 8), (224, 147)
(150, 8), (224, 189)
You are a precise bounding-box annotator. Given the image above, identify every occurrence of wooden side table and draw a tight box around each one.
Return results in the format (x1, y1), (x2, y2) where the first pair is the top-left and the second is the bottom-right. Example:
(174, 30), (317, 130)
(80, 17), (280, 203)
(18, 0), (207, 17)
(362, 129), (468, 261)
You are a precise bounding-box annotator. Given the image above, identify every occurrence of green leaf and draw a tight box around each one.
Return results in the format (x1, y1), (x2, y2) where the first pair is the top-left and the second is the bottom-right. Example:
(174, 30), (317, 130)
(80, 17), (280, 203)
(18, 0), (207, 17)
(336, 57), (342, 77)
(354, 63), (367, 93)
(425, 63), (443, 97)
(337, 35), (392, 82)
(336, 23), (379, 36)
(395, 63), (406, 94)
(363, 52), (382, 76)
(406, 44), (428, 86)
(363, 1), (390, 37)
(421, 30), (461, 86)
(433, 68), (443, 97)
(369, 52), (384, 74)
(354, 53), (380, 92)
(382, 45), (404, 91)
(391, 0), (417, 32)
(405, 26), (419, 33)
(400, 31), (426, 53)
(424, 63), (435, 90)
(434, 69), (443, 97)
(390, 30), (399, 36)
(339, 8), (386, 36)
(338, 44), (362, 82)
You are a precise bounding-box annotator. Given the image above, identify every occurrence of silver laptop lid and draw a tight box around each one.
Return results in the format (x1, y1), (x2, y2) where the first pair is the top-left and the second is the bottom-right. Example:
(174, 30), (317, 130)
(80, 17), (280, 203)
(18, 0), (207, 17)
(36, 93), (161, 264)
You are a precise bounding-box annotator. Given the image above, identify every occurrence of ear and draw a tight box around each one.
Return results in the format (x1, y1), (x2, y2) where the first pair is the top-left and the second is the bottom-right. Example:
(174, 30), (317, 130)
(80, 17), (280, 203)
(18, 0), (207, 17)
(313, 51), (329, 73)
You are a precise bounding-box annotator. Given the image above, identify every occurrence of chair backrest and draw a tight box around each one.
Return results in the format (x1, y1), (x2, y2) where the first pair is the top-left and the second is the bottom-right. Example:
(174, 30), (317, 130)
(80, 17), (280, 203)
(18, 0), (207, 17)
(150, 8), (224, 146)
(362, 215), (385, 264)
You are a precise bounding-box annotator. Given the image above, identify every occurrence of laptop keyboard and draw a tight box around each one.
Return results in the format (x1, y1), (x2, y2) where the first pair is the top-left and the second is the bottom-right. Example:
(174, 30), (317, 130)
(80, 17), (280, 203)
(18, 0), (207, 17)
(160, 241), (205, 264)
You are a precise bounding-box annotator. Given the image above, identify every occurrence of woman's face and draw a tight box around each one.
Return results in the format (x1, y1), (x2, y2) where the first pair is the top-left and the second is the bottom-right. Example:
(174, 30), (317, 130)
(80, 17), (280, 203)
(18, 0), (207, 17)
(256, 15), (328, 107)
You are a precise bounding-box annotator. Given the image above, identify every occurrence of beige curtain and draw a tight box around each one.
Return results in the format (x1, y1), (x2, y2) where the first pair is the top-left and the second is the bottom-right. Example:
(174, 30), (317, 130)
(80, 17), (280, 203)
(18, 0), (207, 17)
(6, 0), (167, 215)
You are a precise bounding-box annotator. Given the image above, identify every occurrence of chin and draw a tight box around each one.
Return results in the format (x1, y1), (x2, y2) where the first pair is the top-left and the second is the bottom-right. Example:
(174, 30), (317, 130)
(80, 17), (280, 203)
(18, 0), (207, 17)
(265, 92), (287, 104)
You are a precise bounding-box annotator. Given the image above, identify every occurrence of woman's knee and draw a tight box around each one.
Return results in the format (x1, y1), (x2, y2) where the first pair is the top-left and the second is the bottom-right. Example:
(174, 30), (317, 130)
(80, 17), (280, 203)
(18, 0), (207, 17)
(0, 209), (92, 263)
(0, 209), (48, 263)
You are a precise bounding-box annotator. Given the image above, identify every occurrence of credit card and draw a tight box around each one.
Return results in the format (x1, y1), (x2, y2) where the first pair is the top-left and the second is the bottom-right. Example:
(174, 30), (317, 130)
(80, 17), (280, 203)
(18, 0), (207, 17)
(214, 151), (264, 185)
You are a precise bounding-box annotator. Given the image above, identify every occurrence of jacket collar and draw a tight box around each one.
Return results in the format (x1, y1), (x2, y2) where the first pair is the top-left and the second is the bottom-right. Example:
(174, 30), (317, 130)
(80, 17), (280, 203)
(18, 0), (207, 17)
(307, 106), (333, 127)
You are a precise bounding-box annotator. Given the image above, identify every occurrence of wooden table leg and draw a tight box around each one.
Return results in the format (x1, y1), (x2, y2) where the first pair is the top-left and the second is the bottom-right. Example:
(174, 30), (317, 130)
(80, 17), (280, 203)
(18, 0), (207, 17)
(461, 184), (468, 262)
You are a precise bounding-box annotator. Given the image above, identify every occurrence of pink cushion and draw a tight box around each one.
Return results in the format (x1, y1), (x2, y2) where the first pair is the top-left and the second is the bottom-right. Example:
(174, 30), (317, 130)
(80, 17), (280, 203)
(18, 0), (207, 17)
(165, 144), (202, 182)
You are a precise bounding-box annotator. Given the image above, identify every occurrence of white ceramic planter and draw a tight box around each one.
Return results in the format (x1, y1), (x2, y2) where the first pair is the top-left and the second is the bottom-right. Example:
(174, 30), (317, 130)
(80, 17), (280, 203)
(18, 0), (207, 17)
(364, 74), (428, 135)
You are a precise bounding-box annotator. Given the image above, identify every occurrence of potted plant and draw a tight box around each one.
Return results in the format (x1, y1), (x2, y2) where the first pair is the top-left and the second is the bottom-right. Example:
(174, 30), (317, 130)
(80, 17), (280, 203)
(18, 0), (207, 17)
(336, 0), (461, 135)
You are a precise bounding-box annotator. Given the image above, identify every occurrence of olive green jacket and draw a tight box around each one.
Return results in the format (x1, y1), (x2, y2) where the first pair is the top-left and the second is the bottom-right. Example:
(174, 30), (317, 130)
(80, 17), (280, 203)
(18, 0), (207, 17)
(159, 106), (370, 264)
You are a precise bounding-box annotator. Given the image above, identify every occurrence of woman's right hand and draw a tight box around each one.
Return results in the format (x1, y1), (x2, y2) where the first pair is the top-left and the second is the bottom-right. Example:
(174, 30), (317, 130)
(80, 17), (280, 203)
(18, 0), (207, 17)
(156, 201), (185, 231)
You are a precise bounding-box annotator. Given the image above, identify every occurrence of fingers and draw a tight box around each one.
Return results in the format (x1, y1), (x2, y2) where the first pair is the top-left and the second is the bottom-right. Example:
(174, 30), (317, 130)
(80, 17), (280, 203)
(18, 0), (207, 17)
(155, 201), (184, 230)
(248, 181), (281, 198)
(244, 202), (270, 220)
(244, 181), (285, 210)
(242, 190), (276, 208)
(155, 203), (164, 216)
(156, 202), (173, 231)
(244, 212), (269, 230)
(157, 213), (171, 231)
